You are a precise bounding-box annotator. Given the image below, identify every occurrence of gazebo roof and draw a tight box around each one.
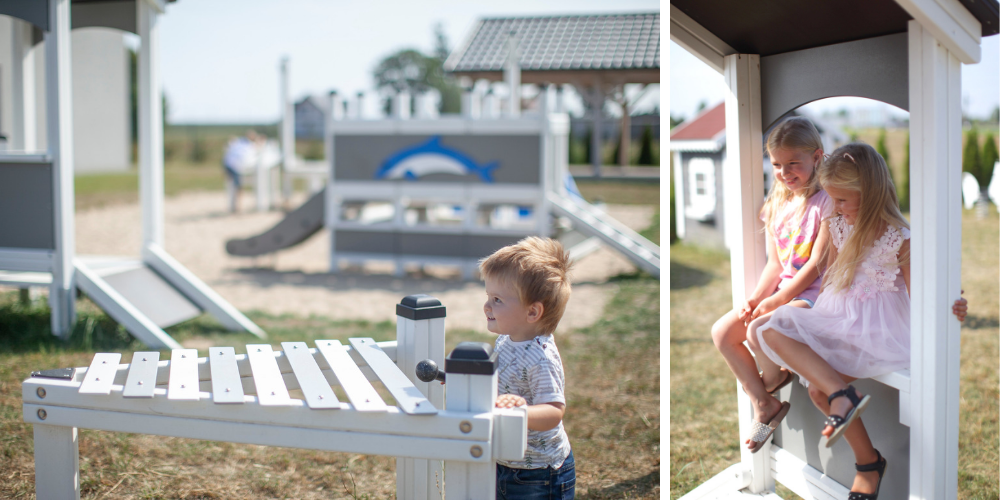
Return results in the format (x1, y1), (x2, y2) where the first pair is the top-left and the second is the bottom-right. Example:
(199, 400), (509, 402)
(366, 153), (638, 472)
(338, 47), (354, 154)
(671, 0), (997, 58)
(444, 12), (660, 86)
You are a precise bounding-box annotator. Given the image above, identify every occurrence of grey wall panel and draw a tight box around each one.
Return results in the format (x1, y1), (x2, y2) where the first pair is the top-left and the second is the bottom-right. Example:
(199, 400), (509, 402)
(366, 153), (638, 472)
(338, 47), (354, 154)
(334, 230), (396, 254)
(468, 235), (525, 258)
(72, 1), (137, 34)
(760, 33), (908, 129)
(334, 135), (541, 184)
(398, 233), (468, 258)
(0, 163), (55, 249)
(773, 378), (908, 500)
(0, 0), (48, 31)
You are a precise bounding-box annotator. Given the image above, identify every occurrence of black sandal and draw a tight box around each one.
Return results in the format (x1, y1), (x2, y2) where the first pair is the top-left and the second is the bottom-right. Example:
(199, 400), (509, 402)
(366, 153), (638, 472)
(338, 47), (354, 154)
(848, 449), (887, 500)
(824, 385), (870, 448)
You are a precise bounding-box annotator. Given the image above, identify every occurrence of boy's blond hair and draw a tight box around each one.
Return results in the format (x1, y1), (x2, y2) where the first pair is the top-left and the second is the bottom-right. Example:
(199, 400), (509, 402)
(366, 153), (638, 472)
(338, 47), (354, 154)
(479, 237), (572, 334)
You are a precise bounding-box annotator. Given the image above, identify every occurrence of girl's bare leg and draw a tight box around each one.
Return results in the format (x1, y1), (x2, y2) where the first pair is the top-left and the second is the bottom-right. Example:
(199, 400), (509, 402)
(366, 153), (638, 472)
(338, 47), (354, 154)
(807, 383), (881, 495)
(711, 310), (783, 445)
(746, 300), (811, 387)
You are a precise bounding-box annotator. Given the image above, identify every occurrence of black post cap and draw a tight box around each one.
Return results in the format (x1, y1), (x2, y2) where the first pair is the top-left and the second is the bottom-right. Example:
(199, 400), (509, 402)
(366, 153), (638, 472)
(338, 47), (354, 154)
(396, 294), (447, 320)
(445, 342), (498, 375)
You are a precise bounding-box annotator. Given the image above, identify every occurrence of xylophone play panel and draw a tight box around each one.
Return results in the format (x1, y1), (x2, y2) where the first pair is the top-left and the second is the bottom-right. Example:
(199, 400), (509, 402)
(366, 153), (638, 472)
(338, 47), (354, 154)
(350, 338), (437, 415)
(246, 345), (292, 406)
(122, 352), (159, 398)
(281, 342), (340, 409)
(78, 353), (121, 395)
(168, 349), (200, 400)
(315, 339), (388, 412)
(209, 347), (244, 403)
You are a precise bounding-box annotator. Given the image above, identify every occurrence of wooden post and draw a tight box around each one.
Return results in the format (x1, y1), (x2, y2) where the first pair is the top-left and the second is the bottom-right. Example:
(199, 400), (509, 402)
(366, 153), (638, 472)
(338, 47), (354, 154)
(395, 295), (447, 500)
(907, 20), (964, 500)
(46, 0), (76, 338)
(722, 52), (769, 493)
(34, 424), (80, 499)
(11, 18), (37, 152)
(138, 0), (165, 250)
(443, 342), (499, 500)
(280, 57), (295, 204)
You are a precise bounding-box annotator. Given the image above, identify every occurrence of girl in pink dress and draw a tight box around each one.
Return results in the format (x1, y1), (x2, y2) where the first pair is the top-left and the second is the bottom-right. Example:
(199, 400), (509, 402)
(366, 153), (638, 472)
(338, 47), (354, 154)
(749, 143), (968, 500)
(709, 117), (833, 454)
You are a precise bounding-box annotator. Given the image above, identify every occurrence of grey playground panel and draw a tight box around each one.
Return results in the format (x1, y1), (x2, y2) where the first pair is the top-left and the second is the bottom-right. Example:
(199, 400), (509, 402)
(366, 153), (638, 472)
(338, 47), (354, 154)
(100, 266), (202, 328)
(226, 189), (325, 257)
(760, 33), (908, 130)
(334, 135), (541, 184)
(774, 378), (908, 500)
(0, 163), (55, 250)
(334, 230), (522, 259)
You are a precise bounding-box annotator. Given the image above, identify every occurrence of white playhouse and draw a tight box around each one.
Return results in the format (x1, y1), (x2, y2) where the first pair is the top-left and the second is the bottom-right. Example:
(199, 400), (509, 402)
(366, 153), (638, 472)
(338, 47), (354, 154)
(671, 0), (998, 499)
(0, 0), (265, 349)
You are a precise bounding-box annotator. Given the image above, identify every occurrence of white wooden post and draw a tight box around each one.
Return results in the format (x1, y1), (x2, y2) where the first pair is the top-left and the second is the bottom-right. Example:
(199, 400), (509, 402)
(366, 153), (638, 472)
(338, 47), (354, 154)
(138, 0), (165, 250)
(907, 20), (964, 500)
(504, 33), (520, 118)
(722, 52), (769, 493)
(395, 295), (447, 500)
(12, 18), (37, 152)
(33, 424), (80, 500)
(444, 342), (499, 500)
(46, 0), (76, 338)
(280, 57), (295, 204)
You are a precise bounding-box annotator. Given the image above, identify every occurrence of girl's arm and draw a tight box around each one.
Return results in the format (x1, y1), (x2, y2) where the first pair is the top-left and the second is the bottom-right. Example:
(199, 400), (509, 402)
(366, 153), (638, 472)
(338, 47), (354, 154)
(495, 394), (565, 431)
(899, 240), (967, 321)
(753, 219), (831, 318)
(740, 230), (784, 321)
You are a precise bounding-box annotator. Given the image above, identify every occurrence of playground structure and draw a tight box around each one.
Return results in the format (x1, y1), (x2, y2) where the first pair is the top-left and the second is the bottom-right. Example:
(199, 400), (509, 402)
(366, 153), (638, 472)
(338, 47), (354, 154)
(0, 0), (265, 349)
(228, 35), (661, 279)
(22, 295), (526, 500)
(671, 0), (998, 498)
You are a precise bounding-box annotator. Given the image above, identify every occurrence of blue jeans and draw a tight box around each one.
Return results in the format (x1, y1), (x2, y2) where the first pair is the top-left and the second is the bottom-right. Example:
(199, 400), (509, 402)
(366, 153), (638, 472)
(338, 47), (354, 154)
(496, 451), (575, 499)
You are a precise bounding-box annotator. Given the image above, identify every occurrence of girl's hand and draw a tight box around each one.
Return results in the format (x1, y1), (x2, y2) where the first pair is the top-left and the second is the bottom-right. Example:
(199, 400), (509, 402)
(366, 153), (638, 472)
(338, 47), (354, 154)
(495, 394), (526, 409)
(738, 298), (761, 322)
(751, 296), (782, 321)
(953, 290), (968, 322)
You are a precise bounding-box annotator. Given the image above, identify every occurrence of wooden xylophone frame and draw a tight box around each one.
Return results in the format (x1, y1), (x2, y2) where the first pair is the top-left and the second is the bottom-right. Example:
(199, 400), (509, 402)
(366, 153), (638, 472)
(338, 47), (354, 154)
(22, 295), (526, 500)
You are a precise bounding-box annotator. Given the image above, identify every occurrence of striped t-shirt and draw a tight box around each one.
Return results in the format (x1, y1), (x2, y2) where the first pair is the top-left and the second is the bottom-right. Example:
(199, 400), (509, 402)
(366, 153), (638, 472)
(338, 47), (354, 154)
(495, 334), (572, 470)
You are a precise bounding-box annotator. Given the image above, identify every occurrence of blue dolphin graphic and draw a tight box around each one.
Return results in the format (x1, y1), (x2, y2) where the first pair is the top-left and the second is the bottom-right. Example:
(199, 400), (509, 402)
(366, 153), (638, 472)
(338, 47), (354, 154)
(374, 136), (500, 183)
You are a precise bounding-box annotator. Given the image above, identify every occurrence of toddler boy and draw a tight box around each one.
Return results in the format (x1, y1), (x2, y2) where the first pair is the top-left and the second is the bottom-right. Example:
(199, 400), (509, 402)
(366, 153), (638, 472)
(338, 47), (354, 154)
(480, 237), (575, 499)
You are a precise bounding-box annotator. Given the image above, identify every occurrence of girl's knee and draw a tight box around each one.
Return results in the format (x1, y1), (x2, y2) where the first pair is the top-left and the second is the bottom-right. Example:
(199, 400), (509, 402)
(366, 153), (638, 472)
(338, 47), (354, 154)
(710, 313), (740, 349)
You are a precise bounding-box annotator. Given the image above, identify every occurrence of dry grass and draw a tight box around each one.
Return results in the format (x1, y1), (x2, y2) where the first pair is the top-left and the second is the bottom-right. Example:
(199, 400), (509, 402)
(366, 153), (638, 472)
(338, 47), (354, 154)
(0, 274), (659, 499)
(669, 210), (999, 499)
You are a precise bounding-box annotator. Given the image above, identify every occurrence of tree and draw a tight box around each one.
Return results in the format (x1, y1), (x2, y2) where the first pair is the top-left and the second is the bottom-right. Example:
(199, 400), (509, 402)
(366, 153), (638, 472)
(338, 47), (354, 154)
(876, 129), (897, 194)
(963, 128), (981, 186)
(372, 25), (462, 116)
(670, 114), (684, 129)
(991, 105), (999, 125)
(696, 100), (707, 113)
(899, 133), (910, 212)
(638, 126), (654, 165)
(980, 132), (998, 188)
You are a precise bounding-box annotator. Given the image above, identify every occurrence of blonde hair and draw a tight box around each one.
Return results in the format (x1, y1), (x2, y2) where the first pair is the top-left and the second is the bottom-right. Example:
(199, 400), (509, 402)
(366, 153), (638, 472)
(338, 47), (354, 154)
(819, 143), (909, 293)
(479, 237), (572, 334)
(760, 116), (825, 233)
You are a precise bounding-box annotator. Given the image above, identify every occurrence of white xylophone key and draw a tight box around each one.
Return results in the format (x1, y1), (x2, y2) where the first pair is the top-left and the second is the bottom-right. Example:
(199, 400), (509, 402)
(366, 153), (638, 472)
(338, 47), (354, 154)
(78, 353), (122, 395)
(348, 337), (437, 415)
(122, 352), (159, 398)
(281, 342), (340, 409)
(209, 347), (245, 404)
(315, 339), (387, 412)
(168, 349), (200, 400)
(246, 344), (292, 406)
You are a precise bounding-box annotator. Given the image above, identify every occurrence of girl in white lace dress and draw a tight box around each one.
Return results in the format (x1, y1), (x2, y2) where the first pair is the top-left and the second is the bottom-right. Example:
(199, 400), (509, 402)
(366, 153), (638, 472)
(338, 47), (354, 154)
(748, 143), (968, 500)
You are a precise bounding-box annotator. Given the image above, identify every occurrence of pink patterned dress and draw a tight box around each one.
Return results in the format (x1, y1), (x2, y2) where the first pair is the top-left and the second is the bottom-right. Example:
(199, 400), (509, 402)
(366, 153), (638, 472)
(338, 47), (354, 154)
(766, 190), (833, 304)
(757, 216), (911, 381)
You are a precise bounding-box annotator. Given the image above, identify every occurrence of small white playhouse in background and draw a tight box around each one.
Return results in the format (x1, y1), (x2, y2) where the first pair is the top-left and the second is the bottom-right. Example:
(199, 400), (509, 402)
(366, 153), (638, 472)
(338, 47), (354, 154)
(671, 0), (998, 498)
(0, 0), (265, 349)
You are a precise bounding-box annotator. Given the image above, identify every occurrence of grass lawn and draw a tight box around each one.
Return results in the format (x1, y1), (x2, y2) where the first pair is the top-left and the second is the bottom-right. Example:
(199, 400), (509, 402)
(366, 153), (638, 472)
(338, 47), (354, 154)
(669, 210), (999, 499)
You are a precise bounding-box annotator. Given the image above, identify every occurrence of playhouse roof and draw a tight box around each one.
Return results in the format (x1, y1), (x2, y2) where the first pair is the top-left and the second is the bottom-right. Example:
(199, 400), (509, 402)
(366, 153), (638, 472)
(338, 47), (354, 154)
(669, 102), (849, 153)
(444, 12), (660, 86)
(671, 0), (998, 58)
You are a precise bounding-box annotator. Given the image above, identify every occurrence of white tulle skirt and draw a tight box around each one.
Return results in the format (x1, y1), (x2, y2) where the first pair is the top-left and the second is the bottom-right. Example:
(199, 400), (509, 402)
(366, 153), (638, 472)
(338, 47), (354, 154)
(756, 288), (910, 384)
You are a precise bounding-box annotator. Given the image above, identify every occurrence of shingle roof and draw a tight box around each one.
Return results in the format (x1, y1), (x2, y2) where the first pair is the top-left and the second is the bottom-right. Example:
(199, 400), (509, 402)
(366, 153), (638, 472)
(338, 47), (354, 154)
(445, 13), (660, 74)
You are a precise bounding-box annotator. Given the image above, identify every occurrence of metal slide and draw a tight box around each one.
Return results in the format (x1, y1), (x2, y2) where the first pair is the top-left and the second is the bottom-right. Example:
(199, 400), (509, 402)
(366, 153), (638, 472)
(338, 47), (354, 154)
(547, 192), (661, 277)
(226, 189), (326, 257)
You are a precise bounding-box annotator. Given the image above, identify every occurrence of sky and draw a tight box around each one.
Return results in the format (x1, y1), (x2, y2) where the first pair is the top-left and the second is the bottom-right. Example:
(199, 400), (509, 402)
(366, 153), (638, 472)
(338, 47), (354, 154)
(152, 0), (661, 123)
(669, 36), (1000, 123)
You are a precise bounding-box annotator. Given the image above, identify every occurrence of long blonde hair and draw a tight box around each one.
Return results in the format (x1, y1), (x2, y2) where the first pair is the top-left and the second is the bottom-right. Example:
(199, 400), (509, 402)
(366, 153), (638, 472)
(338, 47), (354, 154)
(819, 143), (910, 293)
(760, 116), (824, 233)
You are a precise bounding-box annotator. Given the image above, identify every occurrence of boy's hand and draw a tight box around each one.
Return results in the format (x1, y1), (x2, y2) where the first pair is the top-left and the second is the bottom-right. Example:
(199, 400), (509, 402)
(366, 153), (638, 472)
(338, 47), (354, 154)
(953, 291), (968, 322)
(495, 394), (526, 409)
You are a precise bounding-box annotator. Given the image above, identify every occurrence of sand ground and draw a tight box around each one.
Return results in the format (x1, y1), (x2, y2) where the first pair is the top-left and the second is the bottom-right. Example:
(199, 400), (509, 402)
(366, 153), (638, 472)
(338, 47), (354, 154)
(53, 191), (656, 336)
